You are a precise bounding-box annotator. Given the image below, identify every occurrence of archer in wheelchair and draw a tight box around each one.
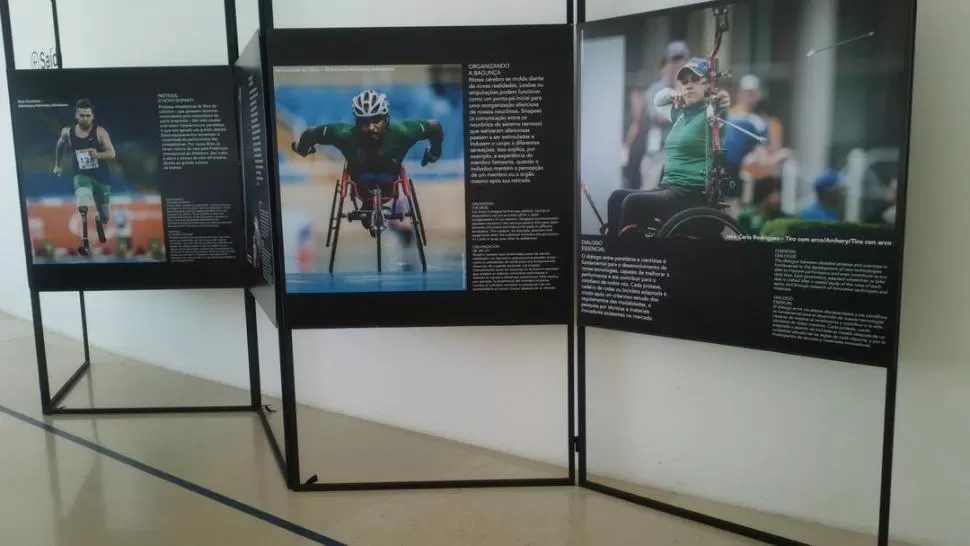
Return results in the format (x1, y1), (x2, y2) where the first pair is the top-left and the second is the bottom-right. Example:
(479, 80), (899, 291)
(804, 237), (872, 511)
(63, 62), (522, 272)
(291, 89), (444, 273)
(596, 58), (756, 242)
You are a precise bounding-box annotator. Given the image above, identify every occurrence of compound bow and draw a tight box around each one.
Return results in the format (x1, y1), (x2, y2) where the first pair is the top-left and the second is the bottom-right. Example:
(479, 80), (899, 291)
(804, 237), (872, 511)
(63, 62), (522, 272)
(703, 7), (768, 205)
(704, 6), (733, 205)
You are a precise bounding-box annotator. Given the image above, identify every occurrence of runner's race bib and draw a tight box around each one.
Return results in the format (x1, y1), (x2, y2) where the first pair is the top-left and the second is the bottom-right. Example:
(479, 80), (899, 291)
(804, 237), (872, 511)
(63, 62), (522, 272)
(75, 149), (99, 170)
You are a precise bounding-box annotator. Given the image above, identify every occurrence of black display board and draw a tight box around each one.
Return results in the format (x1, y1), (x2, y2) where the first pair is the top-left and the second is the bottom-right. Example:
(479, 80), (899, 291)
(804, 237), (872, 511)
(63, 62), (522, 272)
(264, 25), (575, 329)
(577, 0), (917, 367)
(235, 32), (279, 323)
(9, 66), (246, 291)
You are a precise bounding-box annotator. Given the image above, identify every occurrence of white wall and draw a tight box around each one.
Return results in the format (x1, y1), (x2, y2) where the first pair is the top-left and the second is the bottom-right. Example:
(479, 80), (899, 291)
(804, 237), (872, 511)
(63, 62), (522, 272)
(585, 329), (886, 534)
(56, 0), (227, 67)
(294, 326), (567, 464)
(1, 0), (968, 545)
(273, 0), (566, 28)
(887, 1), (970, 543)
(7, 0), (54, 69)
(586, 0), (685, 22)
(0, 8), (29, 317)
(235, 0), (259, 52)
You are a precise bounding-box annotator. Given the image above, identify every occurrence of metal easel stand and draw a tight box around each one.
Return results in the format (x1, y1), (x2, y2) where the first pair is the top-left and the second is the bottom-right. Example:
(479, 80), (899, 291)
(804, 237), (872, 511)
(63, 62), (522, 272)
(31, 289), (261, 416)
(575, 322), (900, 546)
(251, 317), (576, 492)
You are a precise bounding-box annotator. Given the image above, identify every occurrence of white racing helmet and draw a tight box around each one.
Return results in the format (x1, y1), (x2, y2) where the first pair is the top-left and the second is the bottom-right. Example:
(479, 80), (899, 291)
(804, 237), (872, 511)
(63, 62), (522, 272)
(352, 90), (390, 118)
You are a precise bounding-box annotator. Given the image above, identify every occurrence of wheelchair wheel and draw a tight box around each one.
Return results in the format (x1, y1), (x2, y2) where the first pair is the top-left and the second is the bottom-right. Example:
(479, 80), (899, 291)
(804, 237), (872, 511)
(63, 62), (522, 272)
(655, 207), (745, 240)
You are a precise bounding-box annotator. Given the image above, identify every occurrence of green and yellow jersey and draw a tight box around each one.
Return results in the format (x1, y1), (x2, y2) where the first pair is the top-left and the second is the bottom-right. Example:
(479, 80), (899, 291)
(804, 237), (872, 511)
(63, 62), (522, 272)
(306, 120), (438, 182)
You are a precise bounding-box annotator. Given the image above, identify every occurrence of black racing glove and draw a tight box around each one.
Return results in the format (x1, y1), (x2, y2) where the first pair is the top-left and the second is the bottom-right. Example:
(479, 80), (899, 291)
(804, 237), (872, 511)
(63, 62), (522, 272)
(421, 146), (441, 167)
(292, 129), (318, 157)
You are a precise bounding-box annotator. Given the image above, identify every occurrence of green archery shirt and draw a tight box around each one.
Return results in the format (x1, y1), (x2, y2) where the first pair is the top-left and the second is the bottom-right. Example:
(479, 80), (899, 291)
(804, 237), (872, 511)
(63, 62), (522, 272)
(661, 105), (727, 188)
(310, 120), (437, 180)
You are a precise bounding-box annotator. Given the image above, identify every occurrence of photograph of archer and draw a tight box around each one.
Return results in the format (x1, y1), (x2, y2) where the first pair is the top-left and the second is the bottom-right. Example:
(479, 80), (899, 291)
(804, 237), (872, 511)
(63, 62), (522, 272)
(274, 64), (467, 294)
(580, 0), (913, 244)
(13, 94), (166, 264)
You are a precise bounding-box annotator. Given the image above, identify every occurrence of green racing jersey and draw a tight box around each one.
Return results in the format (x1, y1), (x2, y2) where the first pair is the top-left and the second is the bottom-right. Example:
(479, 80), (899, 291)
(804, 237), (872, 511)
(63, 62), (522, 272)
(309, 120), (437, 182)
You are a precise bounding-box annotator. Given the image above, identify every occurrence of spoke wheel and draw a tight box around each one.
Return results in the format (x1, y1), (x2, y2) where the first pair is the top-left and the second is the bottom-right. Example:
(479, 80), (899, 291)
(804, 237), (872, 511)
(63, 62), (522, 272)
(656, 207), (745, 240)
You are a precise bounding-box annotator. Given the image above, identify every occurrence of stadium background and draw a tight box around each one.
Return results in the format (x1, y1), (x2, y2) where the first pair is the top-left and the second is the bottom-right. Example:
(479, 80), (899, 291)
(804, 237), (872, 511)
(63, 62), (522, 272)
(15, 97), (166, 263)
(274, 64), (467, 293)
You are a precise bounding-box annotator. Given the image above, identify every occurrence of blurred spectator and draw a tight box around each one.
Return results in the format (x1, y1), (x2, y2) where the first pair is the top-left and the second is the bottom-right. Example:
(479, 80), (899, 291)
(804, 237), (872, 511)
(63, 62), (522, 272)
(297, 224), (314, 273)
(800, 170), (845, 221)
(623, 41), (690, 190)
(725, 75), (791, 189)
(746, 94), (790, 180)
(621, 88), (647, 188)
(737, 177), (786, 234)
(867, 178), (898, 225)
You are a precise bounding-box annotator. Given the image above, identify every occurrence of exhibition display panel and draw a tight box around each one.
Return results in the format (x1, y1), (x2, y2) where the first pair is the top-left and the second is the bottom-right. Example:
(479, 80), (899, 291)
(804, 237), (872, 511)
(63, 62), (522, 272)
(576, 0), (917, 544)
(266, 26), (575, 329)
(578, 0), (915, 368)
(0, 0), (260, 415)
(241, 0), (577, 491)
(236, 31), (278, 322)
(8, 67), (245, 292)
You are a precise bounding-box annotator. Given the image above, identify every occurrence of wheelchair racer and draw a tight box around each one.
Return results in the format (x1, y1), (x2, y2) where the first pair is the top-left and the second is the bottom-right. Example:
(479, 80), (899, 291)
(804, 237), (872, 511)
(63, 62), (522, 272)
(291, 90), (443, 269)
(604, 58), (730, 242)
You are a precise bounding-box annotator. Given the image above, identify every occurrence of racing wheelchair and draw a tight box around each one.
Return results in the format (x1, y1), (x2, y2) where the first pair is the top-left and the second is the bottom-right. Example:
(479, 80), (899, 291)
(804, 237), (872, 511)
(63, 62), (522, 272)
(324, 166), (429, 273)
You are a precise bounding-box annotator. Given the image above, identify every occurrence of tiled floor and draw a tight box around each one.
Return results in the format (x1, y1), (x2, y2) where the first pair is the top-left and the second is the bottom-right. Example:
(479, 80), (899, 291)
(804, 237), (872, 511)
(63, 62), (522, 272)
(0, 312), (891, 545)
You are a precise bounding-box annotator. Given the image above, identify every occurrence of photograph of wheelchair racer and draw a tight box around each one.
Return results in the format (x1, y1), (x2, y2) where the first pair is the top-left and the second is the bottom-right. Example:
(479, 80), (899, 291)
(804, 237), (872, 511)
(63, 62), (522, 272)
(604, 58), (731, 244)
(291, 90), (444, 271)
